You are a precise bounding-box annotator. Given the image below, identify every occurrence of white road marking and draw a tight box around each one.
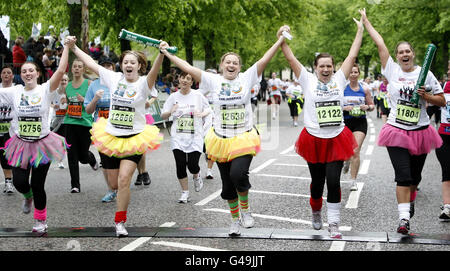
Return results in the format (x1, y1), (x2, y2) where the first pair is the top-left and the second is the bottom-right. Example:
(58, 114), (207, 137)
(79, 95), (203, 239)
(280, 145), (294, 155)
(256, 173), (311, 180)
(345, 183), (364, 209)
(358, 160), (371, 175)
(119, 222), (176, 251)
(250, 159), (276, 174)
(329, 241), (346, 251)
(151, 241), (228, 251)
(365, 145), (374, 156)
(195, 190), (222, 206)
(251, 189), (312, 199)
(273, 163), (308, 167)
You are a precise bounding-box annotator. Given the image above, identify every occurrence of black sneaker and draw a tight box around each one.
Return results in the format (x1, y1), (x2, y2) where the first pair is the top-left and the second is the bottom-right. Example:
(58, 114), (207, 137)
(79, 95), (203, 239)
(142, 172), (151, 185)
(397, 219), (410, 234)
(134, 174), (143, 185)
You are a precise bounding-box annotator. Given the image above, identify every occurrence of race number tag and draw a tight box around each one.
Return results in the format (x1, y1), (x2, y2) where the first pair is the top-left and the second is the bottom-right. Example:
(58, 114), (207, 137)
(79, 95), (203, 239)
(176, 114), (194, 134)
(446, 101), (450, 122)
(315, 101), (342, 127)
(350, 105), (365, 117)
(220, 104), (245, 130)
(395, 100), (420, 126)
(0, 120), (10, 134)
(67, 102), (83, 118)
(98, 107), (109, 119)
(18, 116), (42, 140)
(110, 105), (135, 130)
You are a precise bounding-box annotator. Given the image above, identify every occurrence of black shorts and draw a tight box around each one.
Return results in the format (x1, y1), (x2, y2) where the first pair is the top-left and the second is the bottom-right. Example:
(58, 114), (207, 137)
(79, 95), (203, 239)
(0, 133), (11, 170)
(436, 133), (450, 182)
(99, 152), (142, 169)
(344, 117), (368, 134)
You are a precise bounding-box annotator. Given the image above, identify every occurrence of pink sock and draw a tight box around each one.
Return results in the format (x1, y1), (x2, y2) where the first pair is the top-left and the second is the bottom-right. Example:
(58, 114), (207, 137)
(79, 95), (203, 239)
(410, 190), (417, 202)
(34, 208), (47, 221)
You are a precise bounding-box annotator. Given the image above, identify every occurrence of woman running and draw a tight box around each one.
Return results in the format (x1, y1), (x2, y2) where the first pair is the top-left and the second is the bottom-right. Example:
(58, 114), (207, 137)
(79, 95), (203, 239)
(278, 14), (364, 238)
(0, 38), (71, 233)
(159, 32), (287, 236)
(67, 36), (164, 237)
(161, 72), (212, 203)
(342, 63), (375, 191)
(362, 9), (445, 234)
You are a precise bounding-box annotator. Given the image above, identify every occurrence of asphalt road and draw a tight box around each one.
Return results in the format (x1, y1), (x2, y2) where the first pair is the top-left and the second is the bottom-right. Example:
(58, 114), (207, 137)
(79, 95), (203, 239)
(0, 100), (448, 257)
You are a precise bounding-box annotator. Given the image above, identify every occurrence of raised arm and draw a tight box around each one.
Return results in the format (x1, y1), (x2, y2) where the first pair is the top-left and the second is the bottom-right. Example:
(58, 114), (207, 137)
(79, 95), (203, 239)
(159, 41), (203, 83)
(67, 36), (101, 75)
(340, 16), (364, 79)
(360, 8), (390, 69)
(255, 33), (287, 77)
(49, 39), (70, 91)
(146, 53), (164, 89)
(277, 26), (302, 79)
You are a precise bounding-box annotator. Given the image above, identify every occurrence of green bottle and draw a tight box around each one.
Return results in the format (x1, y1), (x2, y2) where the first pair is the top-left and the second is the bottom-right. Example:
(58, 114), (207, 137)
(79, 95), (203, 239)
(118, 29), (178, 54)
(410, 44), (436, 105)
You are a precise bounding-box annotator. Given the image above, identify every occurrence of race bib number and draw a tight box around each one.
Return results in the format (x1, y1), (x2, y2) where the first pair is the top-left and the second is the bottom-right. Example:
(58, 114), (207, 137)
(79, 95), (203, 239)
(349, 105), (365, 117)
(220, 104), (245, 129)
(446, 101), (450, 122)
(55, 109), (67, 116)
(110, 105), (135, 129)
(395, 100), (420, 126)
(67, 102), (83, 118)
(0, 120), (11, 134)
(315, 101), (342, 127)
(18, 116), (42, 140)
(176, 114), (194, 134)
(98, 107), (109, 119)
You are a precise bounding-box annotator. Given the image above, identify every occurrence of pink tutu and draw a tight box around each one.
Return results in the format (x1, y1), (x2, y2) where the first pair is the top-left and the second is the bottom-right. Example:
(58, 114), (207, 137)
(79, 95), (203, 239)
(377, 124), (442, 155)
(1, 132), (69, 169)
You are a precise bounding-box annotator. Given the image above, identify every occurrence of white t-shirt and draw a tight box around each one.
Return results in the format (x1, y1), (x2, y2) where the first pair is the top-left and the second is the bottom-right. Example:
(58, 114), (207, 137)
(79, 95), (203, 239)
(200, 63), (260, 138)
(295, 65), (347, 138)
(382, 56), (443, 130)
(286, 84), (303, 99)
(268, 78), (282, 96)
(162, 89), (211, 153)
(441, 82), (450, 125)
(99, 66), (158, 136)
(0, 81), (56, 141)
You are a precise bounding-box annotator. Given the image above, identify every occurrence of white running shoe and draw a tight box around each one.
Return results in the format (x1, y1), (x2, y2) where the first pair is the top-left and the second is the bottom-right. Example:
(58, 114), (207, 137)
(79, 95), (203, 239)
(350, 180), (358, 191)
(342, 160), (350, 174)
(206, 169), (213, 179)
(115, 222), (128, 237)
(328, 223), (342, 239)
(22, 198), (33, 214)
(58, 162), (65, 169)
(312, 210), (322, 230)
(240, 211), (255, 228)
(194, 175), (204, 192)
(32, 220), (48, 233)
(228, 219), (241, 236)
(178, 191), (190, 203)
(439, 205), (450, 220)
(4, 182), (15, 194)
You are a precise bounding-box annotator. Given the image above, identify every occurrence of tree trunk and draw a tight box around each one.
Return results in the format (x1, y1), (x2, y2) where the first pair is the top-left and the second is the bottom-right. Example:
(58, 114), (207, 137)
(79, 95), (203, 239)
(363, 55), (371, 79)
(204, 32), (216, 70)
(184, 28), (194, 65)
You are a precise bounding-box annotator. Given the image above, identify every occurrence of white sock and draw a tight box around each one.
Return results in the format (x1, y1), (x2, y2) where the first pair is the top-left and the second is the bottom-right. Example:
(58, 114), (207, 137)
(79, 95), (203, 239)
(398, 203), (410, 220)
(326, 202), (341, 225)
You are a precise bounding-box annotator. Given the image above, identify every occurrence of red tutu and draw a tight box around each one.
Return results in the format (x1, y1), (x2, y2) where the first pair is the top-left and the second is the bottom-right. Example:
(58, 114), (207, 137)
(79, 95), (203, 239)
(295, 127), (357, 163)
(377, 124), (442, 155)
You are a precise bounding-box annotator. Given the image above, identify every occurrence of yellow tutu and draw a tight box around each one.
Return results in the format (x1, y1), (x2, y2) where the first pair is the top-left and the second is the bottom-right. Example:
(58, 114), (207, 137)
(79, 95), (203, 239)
(90, 118), (163, 158)
(204, 128), (261, 163)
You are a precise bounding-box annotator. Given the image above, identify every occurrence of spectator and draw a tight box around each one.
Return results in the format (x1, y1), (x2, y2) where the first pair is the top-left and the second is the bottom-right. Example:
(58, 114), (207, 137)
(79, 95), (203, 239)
(12, 36), (26, 74)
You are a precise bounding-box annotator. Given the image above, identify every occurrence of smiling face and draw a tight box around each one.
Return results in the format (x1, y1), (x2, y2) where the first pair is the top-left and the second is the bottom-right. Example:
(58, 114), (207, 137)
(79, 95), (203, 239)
(121, 53), (141, 82)
(179, 73), (193, 92)
(314, 57), (334, 83)
(20, 63), (40, 89)
(220, 53), (241, 80)
(1, 67), (13, 86)
(395, 42), (415, 72)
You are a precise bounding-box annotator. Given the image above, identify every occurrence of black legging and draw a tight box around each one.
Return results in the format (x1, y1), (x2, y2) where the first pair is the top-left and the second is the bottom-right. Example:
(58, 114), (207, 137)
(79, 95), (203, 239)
(172, 149), (201, 179)
(436, 134), (450, 181)
(386, 146), (427, 187)
(307, 161), (343, 203)
(13, 163), (51, 210)
(65, 124), (97, 189)
(217, 155), (253, 200)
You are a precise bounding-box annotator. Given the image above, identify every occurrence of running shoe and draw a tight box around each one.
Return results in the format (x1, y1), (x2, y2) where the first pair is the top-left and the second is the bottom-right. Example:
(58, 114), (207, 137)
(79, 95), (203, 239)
(32, 219), (48, 233)
(134, 174), (143, 185)
(328, 223), (342, 239)
(397, 219), (410, 234)
(141, 172), (151, 185)
(194, 175), (203, 192)
(294, 121), (298, 127)
(312, 210), (322, 230)
(22, 198), (33, 214)
(4, 181), (15, 194)
(342, 160), (350, 174)
(178, 191), (190, 203)
(90, 159), (99, 171)
(206, 169), (214, 179)
(439, 205), (450, 220)
(228, 219), (241, 237)
(115, 222), (128, 237)
(70, 187), (80, 193)
(58, 162), (65, 169)
(240, 211), (255, 228)
(101, 191), (117, 203)
(350, 180), (358, 191)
